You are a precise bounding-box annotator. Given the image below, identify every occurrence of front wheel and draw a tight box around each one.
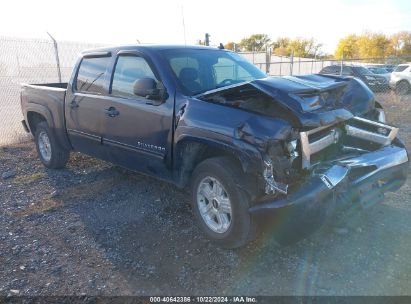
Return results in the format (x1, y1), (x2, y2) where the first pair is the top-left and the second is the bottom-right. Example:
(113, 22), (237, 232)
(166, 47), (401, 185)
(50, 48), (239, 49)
(191, 157), (256, 248)
(34, 121), (69, 169)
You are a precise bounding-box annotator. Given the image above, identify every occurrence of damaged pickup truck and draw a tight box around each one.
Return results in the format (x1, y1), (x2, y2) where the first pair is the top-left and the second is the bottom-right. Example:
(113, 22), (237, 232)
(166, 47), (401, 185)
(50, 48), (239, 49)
(20, 45), (409, 248)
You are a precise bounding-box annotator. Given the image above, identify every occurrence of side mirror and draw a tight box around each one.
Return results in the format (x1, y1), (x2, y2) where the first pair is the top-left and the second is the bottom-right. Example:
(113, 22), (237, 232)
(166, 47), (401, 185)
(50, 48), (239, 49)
(133, 78), (167, 104)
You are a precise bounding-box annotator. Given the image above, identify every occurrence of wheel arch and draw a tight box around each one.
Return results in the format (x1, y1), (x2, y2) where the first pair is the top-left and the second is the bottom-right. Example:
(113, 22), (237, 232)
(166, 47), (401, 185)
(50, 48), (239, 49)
(25, 105), (54, 135)
(395, 79), (411, 94)
(173, 136), (262, 198)
(25, 104), (72, 150)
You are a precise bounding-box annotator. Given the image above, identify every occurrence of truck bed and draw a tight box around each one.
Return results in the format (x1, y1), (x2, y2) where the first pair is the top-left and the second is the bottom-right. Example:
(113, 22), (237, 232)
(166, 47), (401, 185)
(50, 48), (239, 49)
(21, 82), (70, 149)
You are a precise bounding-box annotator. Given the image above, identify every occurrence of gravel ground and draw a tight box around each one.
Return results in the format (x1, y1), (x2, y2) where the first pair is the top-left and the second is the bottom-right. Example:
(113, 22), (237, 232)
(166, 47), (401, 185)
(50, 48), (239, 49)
(1, 92), (411, 296)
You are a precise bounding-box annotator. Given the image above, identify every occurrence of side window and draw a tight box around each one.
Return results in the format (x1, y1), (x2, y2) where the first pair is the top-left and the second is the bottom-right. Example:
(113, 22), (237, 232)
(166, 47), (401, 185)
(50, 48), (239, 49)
(76, 56), (110, 94)
(322, 66), (338, 75)
(213, 57), (256, 84)
(111, 55), (157, 98)
(169, 57), (202, 93)
(213, 57), (235, 83)
(394, 65), (409, 72)
(321, 66), (332, 74)
(331, 66), (341, 74)
(342, 66), (353, 76)
(169, 56), (199, 78)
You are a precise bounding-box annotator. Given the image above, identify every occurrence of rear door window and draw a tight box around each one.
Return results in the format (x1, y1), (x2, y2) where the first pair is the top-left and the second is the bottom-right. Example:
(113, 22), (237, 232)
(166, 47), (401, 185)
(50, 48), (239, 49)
(76, 56), (110, 94)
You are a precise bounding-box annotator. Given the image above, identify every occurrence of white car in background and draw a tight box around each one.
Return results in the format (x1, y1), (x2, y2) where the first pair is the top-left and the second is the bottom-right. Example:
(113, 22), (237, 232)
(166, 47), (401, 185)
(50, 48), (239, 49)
(390, 63), (411, 95)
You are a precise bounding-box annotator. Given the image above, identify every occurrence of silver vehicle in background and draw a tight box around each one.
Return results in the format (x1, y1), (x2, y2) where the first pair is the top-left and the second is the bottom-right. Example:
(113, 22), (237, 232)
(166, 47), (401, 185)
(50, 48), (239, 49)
(390, 63), (411, 95)
(367, 66), (391, 81)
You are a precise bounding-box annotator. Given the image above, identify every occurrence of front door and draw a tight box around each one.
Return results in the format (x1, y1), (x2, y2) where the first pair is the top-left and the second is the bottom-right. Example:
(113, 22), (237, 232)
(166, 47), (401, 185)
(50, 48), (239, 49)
(101, 52), (174, 178)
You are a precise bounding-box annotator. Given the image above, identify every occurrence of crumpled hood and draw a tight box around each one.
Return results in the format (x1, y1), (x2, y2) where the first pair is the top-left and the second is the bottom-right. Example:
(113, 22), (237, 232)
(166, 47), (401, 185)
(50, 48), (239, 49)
(199, 74), (376, 128)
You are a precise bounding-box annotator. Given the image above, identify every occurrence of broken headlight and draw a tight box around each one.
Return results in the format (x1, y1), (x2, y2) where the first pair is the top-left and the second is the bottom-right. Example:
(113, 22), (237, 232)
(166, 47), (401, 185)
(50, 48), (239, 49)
(263, 157), (288, 195)
(285, 139), (299, 162)
(286, 140), (297, 153)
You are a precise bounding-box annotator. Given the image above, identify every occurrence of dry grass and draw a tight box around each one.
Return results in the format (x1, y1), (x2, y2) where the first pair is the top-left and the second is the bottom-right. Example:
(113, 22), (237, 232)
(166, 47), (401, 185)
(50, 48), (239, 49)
(15, 177), (121, 217)
(53, 177), (121, 202)
(12, 172), (44, 184)
(17, 198), (64, 217)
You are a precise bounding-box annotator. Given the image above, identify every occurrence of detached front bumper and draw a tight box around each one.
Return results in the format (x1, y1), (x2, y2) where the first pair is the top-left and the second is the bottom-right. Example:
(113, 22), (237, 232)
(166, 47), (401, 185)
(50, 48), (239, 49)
(250, 143), (408, 243)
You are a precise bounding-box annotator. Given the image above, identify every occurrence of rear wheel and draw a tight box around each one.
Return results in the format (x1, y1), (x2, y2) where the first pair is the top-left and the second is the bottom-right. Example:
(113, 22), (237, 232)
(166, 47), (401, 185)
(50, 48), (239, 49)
(395, 81), (410, 95)
(34, 121), (69, 169)
(191, 157), (256, 248)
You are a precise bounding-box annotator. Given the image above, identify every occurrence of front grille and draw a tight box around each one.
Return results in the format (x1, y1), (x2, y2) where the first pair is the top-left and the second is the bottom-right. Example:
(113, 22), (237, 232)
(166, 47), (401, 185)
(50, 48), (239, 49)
(299, 116), (399, 169)
(300, 125), (341, 168)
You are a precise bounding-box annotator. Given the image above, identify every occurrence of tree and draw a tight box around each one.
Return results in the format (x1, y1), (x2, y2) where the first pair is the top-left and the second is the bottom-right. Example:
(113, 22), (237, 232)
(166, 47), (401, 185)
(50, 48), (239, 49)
(335, 32), (394, 61)
(357, 32), (390, 60)
(239, 34), (271, 52)
(390, 31), (411, 57)
(335, 34), (359, 59)
(224, 42), (238, 51)
(271, 37), (321, 58)
(287, 38), (322, 58)
(271, 37), (291, 56)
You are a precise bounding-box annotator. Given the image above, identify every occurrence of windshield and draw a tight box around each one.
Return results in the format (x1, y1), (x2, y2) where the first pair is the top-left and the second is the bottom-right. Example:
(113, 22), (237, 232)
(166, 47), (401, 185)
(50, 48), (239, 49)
(159, 48), (266, 95)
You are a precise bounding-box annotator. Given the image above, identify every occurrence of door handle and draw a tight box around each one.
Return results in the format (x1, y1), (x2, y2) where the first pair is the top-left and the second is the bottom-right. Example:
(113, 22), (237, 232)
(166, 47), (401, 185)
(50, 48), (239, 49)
(104, 107), (120, 117)
(70, 100), (79, 109)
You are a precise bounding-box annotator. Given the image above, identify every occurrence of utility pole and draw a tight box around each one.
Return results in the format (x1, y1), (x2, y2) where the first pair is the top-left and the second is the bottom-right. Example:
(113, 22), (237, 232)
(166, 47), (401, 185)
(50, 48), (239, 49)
(205, 33), (210, 46)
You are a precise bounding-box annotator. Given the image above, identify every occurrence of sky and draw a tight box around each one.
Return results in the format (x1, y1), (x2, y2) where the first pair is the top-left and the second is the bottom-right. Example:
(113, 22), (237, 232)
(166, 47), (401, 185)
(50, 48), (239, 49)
(1, 0), (410, 54)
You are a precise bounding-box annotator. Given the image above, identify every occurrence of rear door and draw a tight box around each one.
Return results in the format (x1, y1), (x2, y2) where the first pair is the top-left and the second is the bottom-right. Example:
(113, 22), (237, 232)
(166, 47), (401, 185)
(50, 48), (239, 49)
(101, 51), (174, 178)
(65, 53), (112, 159)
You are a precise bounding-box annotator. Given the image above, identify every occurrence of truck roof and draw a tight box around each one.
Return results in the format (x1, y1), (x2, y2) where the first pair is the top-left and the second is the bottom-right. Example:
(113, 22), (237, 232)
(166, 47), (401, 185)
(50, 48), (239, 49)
(81, 44), (226, 56)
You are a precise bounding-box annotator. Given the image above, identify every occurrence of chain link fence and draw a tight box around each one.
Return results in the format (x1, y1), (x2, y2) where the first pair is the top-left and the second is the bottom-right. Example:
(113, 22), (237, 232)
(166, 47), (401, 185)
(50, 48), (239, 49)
(0, 36), (107, 146)
(239, 51), (411, 76)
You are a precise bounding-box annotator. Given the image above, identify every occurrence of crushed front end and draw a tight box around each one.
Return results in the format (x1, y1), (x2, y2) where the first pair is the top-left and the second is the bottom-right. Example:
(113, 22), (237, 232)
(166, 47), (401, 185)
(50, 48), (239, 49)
(251, 116), (408, 243)
(198, 74), (408, 242)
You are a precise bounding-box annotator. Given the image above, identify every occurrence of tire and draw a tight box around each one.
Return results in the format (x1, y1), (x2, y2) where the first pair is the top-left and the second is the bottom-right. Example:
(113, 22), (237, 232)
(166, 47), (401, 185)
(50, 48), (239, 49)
(395, 81), (410, 95)
(191, 157), (256, 248)
(34, 121), (69, 169)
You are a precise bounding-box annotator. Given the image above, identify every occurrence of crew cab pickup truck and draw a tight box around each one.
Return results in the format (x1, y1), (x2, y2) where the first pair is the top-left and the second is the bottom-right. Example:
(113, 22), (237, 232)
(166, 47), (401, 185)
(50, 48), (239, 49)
(20, 45), (409, 248)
